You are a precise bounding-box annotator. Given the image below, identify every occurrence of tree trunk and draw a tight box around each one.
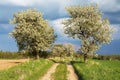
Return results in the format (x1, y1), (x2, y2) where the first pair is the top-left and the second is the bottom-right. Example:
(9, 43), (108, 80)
(84, 53), (87, 63)
(68, 52), (70, 56)
(36, 50), (39, 59)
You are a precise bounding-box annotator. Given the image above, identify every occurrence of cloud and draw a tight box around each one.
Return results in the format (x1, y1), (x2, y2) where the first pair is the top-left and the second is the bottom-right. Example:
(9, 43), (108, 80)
(0, 0), (89, 21)
(0, 5), (29, 24)
(0, 0), (37, 6)
(0, 0), (120, 24)
(50, 18), (65, 36)
(0, 0), (87, 7)
(49, 18), (80, 46)
(5, 0), (118, 13)
(0, 18), (120, 53)
(0, 18), (80, 51)
(90, 0), (120, 12)
(90, 0), (120, 24)
(50, 18), (120, 54)
(50, 18), (120, 41)
(0, 0), (120, 53)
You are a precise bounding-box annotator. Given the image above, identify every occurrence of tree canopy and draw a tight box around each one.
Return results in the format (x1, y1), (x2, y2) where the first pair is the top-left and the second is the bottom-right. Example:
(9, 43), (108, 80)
(63, 43), (74, 56)
(10, 9), (56, 59)
(52, 44), (65, 57)
(63, 5), (113, 62)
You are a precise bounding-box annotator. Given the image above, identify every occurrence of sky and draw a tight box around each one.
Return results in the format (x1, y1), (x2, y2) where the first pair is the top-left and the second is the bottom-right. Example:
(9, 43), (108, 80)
(0, 0), (120, 54)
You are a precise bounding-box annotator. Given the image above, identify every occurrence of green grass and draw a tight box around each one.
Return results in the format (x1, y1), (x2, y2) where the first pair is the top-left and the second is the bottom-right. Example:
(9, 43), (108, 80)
(50, 57), (78, 63)
(0, 58), (54, 80)
(52, 64), (67, 80)
(72, 60), (120, 80)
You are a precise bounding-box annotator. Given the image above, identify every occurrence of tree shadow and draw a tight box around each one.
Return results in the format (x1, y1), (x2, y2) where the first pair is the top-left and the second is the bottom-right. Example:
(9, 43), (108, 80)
(71, 61), (84, 64)
(49, 59), (71, 64)
(10, 62), (21, 63)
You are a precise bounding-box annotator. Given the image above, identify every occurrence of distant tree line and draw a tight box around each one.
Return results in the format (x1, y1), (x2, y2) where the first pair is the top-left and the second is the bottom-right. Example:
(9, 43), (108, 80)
(1, 50), (120, 60)
(0, 51), (28, 59)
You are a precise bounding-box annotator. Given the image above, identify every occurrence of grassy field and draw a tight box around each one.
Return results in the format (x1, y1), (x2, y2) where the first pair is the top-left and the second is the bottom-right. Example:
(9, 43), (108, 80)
(0, 58), (53, 80)
(0, 57), (119, 80)
(72, 60), (120, 80)
(52, 64), (68, 80)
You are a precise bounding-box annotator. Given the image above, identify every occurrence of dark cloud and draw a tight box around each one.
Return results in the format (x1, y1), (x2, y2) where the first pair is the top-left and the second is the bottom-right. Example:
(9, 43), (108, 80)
(0, 4), (67, 24)
(1, 0), (119, 24)
(98, 40), (120, 54)
(116, 0), (120, 3)
(0, 5), (29, 24)
(104, 11), (120, 24)
(0, 0), (87, 23)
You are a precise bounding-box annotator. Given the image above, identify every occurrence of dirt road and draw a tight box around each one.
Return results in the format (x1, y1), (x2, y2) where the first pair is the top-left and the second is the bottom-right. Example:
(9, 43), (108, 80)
(67, 64), (78, 80)
(39, 63), (59, 80)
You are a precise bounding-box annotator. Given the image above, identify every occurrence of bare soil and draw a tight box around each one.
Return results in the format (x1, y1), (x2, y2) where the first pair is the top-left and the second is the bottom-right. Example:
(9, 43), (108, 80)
(39, 63), (59, 80)
(67, 64), (78, 80)
(0, 59), (28, 70)
(40, 63), (78, 80)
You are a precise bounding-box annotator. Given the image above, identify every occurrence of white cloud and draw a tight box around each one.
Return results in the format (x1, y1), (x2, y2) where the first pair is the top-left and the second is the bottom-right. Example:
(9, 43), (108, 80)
(49, 18), (80, 47)
(0, 0), (83, 7)
(90, 0), (120, 12)
(49, 18), (66, 36)
(0, 0), (86, 20)
(1, 0), (120, 12)
(0, 0), (37, 6)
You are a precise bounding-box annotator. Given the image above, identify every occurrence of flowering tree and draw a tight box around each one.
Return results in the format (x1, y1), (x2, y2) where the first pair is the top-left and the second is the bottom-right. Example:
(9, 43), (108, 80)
(52, 44), (65, 58)
(63, 5), (113, 62)
(10, 9), (56, 59)
(63, 43), (74, 57)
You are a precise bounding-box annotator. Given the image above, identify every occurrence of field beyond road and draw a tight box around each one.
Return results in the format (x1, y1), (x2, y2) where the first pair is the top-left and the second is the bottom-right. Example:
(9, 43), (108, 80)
(72, 60), (120, 80)
(0, 59), (28, 70)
